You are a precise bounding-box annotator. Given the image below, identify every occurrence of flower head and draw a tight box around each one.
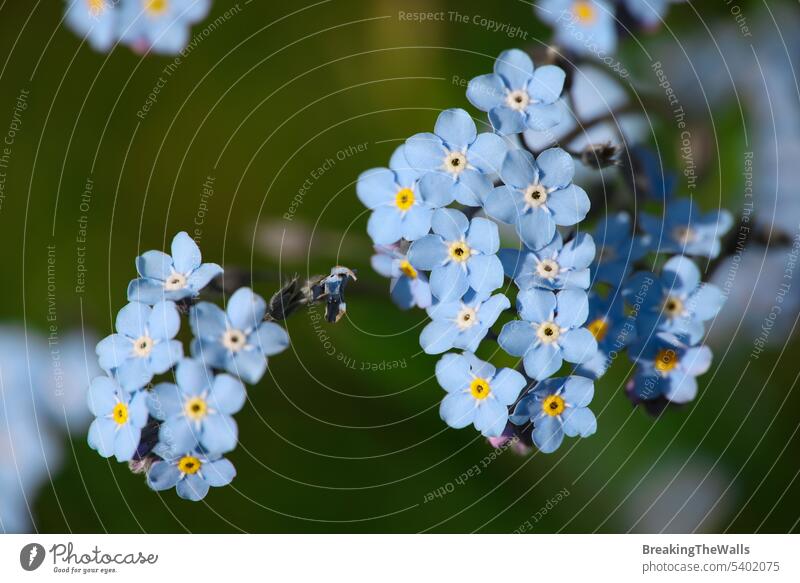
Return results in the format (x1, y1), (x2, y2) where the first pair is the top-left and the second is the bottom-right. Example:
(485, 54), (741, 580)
(118, 0), (211, 55)
(371, 244), (432, 310)
(466, 49), (566, 134)
(147, 444), (235, 501)
(147, 358), (246, 456)
(420, 290), (510, 354)
(64, 0), (118, 52)
(190, 287), (290, 384)
(498, 288), (597, 380)
(87, 375), (149, 462)
(640, 199), (733, 258)
(436, 353), (527, 437)
(404, 108), (506, 206)
(591, 211), (651, 285)
(485, 148), (590, 250)
(407, 208), (504, 302)
(510, 376), (597, 453)
(574, 290), (631, 378)
(536, 0), (617, 57)
(500, 231), (595, 291)
(95, 300), (183, 391)
(127, 232), (222, 304)
(628, 333), (711, 403)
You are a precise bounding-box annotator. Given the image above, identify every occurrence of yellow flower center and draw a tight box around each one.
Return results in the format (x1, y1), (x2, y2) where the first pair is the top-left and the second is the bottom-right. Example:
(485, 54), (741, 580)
(399, 260), (417, 279)
(178, 455), (202, 475)
(145, 0), (168, 16)
(536, 259), (560, 280)
(112, 402), (129, 426)
(88, 0), (106, 15)
(524, 183), (548, 208)
(469, 378), (492, 400)
(536, 321), (561, 344)
(663, 296), (684, 318)
(542, 394), (565, 417)
(654, 348), (679, 374)
(505, 89), (530, 111)
(222, 328), (247, 352)
(444, 151), (467, 175)
(588, 317), (609, 342)
(184, 397), (208, 421)
(132, 335), (154, 357)
(573, 1), (597, 23)
(448, 241), (472, 263)
(164, 272), (187, 291)
(395, 187), (415, 211)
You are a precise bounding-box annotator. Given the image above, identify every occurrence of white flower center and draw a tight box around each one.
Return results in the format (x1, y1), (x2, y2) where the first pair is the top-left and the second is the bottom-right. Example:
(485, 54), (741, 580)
(505, 89), (530, 111)
(164, 272), (187, 291)
(536, 321), (561, 344)
(673, 226), (696, 246)
(455, 306), (478, 331)
(524, 183), (548, 208)
(536, 259), (560, 280)
(222, 328), (247, 352)
(444, 151), (467, 176)
(663, 296), (685, 318)
(132, 335), (154, 357)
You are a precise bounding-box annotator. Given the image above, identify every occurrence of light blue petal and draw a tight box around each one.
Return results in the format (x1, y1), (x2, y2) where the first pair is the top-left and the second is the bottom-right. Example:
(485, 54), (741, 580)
(402, 205), (433, 241)
(528, 65), (566, 104)
(434, 108), (476, 150)
(86, 376), (119, 416)
(664, 373), (698, 404)
(367, 206), (403, 245)
(408, 235), (448, 271)
(662, 255), (701, 297)
(175, 358), (211, 395)
(418, 171), (457, 208)
(147, 300), (180, 340)
(430, 261), (469, 302)
(356, 168), (396, 208)
(186, 263), (222, 292)
(474, 400), (509, 437)
(498, 320), (536, 357)
(525, 102), (564, 131)
(431, 208), (469, 240)
(128, 390), (150, 428)
(466, 73), (506, 111)
(560, 328), (598, 364)
(136, 250), (173, 280)
(190, 301), (228, 339)
(561, 407), (597, 437)
(202, 458), (236, 487)
(171, 232), (202, 273)
(116, 358), (153, 392)
(147, 382), (183, 420)
(405, 132), (446, 171)
(494, 48), (533, 89)
(688, 283), (725, 321)
(455, 324), (490, 352)
(96, 334), (130, 370)
(468, 132), (507, 174)
(159, 416), (198, 454)
(435, 353), (471, 393)
(478, 294), (510, 327)
(555, 289), (589, 328)
(485, 185), (524, 224)
(439, 392), (476, 429)
(200, 414), (238, 454)
(465, 353), (495, 379)
(176, 474), (210, 501)
(227, 287), (267, 331)
(548, 185), (590, 226)
(561, 376), (594, 407)
(370, 250), (395, 278)
(148, 339), (183, 375)
(517, 288), (556, 323)
(230, 350), (268, 384)
(500, 149), (538, 189)
(524, 343), (562, 380)
(558, 233), (596, 270)
(116, 302), (151, 338)
(420, 320), (459, 354)
(466, 217), (500, 254)
(518, 208), (556, 250)
(428, 300), (462, 321)
(253, 322), (290, 357)
(532, 416), (564, 453)
(491, 368), (527, 405)
(489, 106), (526, 135)
(147, 461), (181, 491)
(113, 424), (141, 462)
(87, 418), (116, 458)
(467, 255), (504, 296)
(682, 345), (712, 377)
(127, 277), (168, 304)
(452, 169), (492, 207)
(208, 374), (247, 414)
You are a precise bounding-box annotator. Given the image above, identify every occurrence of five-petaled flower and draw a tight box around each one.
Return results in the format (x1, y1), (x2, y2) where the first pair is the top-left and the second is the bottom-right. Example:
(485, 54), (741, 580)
(466, 48), (566, 135)
(498, 288), (597, 380)
(640, 199), (733, 258)
(420, 290), (510, 354)
(591, 211), (651, 285)
(500, 231), (595, 291)
(404, 108), (506, 207)
(127, 231), (222, 305)
(371, 244), (432, 310)
(408, 208), (504, 302)
(146, 443), (236, 501)
(95, 300), (183, 392)
(118, 0), (211, 55)
(87, 375), (149, 462)
(536, 0), (618, 57)
(147, 358), (246, 456)
(190, 287), (290, 384)
(485, 148), (590, 250)
(64, 0), (118, 52)
(510, 376), (597, 453)
(436, 352), (527, 437)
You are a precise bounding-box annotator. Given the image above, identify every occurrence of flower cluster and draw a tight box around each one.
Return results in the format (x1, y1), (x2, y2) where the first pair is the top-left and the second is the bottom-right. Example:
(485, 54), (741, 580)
(358, 42), (731, 454)
(64, 0), (211, 54)
(88, 232), (289, 501)
(536, 0), (687, 57)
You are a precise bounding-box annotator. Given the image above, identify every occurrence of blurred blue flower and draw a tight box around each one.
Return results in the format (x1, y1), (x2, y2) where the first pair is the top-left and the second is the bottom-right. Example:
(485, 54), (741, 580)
(499, 231), (595, 291)
(147, 444), (236, 501)
(628, 332), (711, 403)
(190, 287), (290, 384)
(622, 0), (684, 29)
(87, 375), (149, 462)
(640, 199), (733, 258)
(536, 0), (617, 57)
(466, 49), (566, 134)
(630, 145), (676, 201)
(625, 255), (726, 344)
(357, 145), (447, 245)
(484, 148), (590, 250)
(64, 0), (118, 52)
(127, 231), (222, 304)
(148, 358), (246, 456)
(371, 244), (432, 310)
(404, 108), (506, 206)
(407, 208), (504, 301)
(574, 290), (631, 378)
(510, 376), (597, 453)
(591, 211), (651, 285)
(95, 300), (183, 392)
(420, 290), (510, 354)
(499, 288), (597, 380)
(118, 0), (211, 55)
(436, 352), (527, 437)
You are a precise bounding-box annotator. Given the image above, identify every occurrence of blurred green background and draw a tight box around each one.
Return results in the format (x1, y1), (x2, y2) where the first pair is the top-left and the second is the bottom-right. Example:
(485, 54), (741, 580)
(1, 0), (798, 533)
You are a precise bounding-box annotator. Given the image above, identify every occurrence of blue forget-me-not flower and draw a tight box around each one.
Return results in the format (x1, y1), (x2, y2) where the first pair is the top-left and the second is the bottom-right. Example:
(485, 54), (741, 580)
(420, 290), (510, 354)
(118, 0), (211, 55)
(127, 231), (222, 305)
(536, 0), (617, 57)
(640, 198), (733, 259)
(371, 244), (432, 310)
(190, 287), (290, 384)
(499, 288), (597, 380)
(87, 375), (149, 462)
(484, 148), (590, 250)
(511, 376), (597, 453)
(95, 300), (183, 392)
(591, 211), (651, 285)
(499, 231), (595, 291)
(407, 208), (504, 302)
(466, 49), (566, 135)
(64, 0), (118, 52)
(436, 352), (527, 437)
(146, 443), (236, 501)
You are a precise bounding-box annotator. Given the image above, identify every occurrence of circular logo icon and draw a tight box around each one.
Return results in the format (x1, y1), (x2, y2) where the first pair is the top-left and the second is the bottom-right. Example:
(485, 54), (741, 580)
(19, 543), (46, 571)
